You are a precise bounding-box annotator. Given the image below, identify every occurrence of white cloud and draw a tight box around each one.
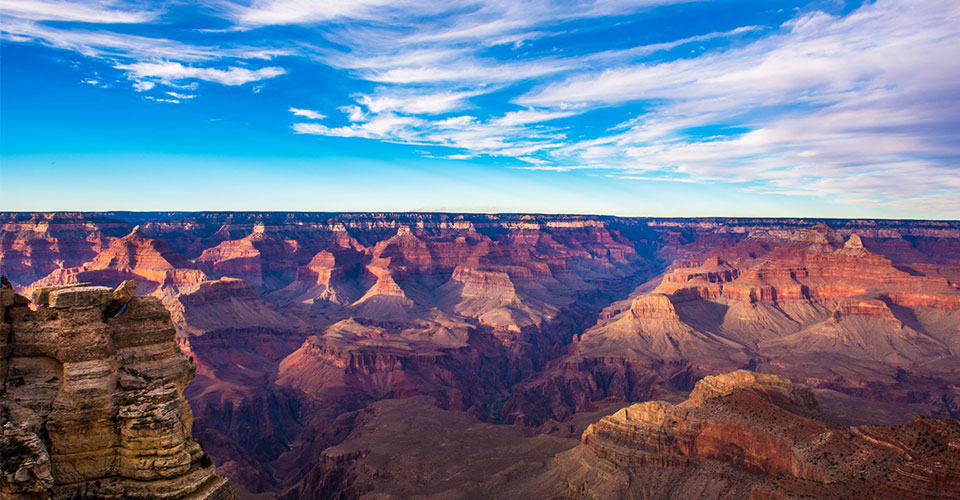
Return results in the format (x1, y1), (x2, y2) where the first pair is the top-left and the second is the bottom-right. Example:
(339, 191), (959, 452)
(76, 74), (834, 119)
(132, 81), (155, 92)
(229, 0), (685, 27)
(231, 0), (399, 25)
(296, 1), (703, 89)
(339, 105), (368, 123)
(144, 95), (180, 104)
(294, 113), (426, 140)
(293, 107), (567, 159)
(290, 0), (960, 213)
(0, 0), (156, 23)
(0, 3), (292, 101)
(116, 61), (286, 86)
(289, 107), (326, 120)
(358, 90), (482, 115)
(0, 19), (226, 62)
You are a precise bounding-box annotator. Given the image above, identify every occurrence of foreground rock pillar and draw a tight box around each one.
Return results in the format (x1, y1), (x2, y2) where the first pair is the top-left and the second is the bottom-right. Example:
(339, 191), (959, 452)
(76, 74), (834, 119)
(0, 282), (234, 500)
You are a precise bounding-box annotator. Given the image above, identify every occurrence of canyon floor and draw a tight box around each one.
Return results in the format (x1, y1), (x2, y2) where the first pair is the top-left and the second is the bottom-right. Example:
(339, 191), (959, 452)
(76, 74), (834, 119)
(2, 212), (959, 498)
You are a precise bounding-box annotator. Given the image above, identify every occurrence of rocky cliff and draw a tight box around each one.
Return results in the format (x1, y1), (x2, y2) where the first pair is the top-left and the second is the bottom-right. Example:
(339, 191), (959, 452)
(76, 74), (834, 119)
(0, 281), (233, 500)
(554, 370), (960, 500)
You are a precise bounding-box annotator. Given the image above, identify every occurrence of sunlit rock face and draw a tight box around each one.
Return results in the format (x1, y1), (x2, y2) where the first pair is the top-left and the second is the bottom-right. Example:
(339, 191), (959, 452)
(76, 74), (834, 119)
(555, 370), (960, 500)
(2, 212), (959, 497)
(0, 282), (233, 500)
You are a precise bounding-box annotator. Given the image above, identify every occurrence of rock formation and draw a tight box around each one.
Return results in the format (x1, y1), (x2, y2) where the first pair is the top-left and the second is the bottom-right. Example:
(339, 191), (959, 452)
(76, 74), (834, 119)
(0, 281), (233, 500)
(552, 370), (960, 500)
(505, 226), (960, 425)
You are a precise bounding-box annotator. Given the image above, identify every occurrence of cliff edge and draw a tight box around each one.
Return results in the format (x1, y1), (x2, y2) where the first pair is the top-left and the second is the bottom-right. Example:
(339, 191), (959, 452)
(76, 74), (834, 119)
(557, 370), (960, 499)
(0, 281), (234, 500)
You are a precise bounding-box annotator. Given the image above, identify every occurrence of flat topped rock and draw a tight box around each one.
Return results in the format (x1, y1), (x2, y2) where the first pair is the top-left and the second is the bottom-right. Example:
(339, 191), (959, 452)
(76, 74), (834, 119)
(31, 283), (93, 306)
(48, 286), (113, 309)
(687, 369), (805, 406)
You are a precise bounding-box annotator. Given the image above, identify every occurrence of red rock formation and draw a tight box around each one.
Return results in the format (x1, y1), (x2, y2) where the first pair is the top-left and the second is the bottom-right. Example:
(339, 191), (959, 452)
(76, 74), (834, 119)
(166, 277), (305, 337)
(267, 249), (364, 306)
(0, 213), (129, 286)
(193, 222), (311, 292)
(26, 227), (206, 294)
(556, 370), (960, 500)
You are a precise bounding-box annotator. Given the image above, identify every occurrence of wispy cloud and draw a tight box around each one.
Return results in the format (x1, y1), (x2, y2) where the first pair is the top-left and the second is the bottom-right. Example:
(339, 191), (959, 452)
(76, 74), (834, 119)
(0, 1), (291, 98)
(358, 90), (485, 115)
(494, 109), (578, 126)
(289, 107), (326, 120)
(117, 61), (285, 86)
(293, 107), (565, 158)
(227, 0), (685, 28)
(229, 0), (401, 25)
(0, 0), (157, 24)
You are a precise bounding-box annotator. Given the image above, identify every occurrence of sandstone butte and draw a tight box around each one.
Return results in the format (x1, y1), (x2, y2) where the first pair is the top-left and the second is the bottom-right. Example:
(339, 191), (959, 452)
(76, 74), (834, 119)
(1, 212), (959, 498)
(0, 280), (234, 500)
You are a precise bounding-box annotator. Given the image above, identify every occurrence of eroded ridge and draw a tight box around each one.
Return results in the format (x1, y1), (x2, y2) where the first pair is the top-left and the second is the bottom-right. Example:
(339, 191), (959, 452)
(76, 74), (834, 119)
(1, 281), (234, 500)
(562, 370), (960, 500)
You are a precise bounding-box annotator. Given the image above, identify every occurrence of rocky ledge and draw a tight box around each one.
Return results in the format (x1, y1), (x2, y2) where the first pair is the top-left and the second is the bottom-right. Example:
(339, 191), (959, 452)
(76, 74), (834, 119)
(564, 370), (960, 499)
(0, 281), (234, 500)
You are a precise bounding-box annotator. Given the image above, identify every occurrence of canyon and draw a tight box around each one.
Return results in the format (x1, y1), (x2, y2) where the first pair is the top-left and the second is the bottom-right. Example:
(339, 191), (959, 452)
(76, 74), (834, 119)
(1, 212), (959, 498)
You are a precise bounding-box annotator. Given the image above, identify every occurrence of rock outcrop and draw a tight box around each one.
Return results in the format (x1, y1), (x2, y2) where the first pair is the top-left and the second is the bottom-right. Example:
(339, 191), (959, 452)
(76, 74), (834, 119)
(555, 370), (960, 500)
(0, 281), (233, 500)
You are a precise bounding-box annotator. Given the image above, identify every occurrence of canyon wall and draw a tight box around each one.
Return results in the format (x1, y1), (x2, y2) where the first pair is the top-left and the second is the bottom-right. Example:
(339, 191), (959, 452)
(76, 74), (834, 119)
(0, 281), (233, 500)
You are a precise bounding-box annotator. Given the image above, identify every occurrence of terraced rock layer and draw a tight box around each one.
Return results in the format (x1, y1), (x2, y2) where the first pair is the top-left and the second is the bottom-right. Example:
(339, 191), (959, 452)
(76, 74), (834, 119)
(0, 282), (234, 500)
(553, 370), (960, 500)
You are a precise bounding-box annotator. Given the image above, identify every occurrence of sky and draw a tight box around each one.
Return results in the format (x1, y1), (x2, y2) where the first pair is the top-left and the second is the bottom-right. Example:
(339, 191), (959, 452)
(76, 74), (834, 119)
(1, 0), (958, 218)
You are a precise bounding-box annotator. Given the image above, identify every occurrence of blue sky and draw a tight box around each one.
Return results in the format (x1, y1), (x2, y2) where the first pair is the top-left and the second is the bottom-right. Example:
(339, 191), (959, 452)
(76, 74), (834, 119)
(1, 0), (958, 217)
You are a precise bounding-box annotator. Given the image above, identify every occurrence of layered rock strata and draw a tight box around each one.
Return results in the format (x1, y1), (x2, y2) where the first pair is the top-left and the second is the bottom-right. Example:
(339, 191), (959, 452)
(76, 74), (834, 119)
(557, 370), (960, 499)
(0, 282), (233, 500)
(506, 228), (960, 425)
